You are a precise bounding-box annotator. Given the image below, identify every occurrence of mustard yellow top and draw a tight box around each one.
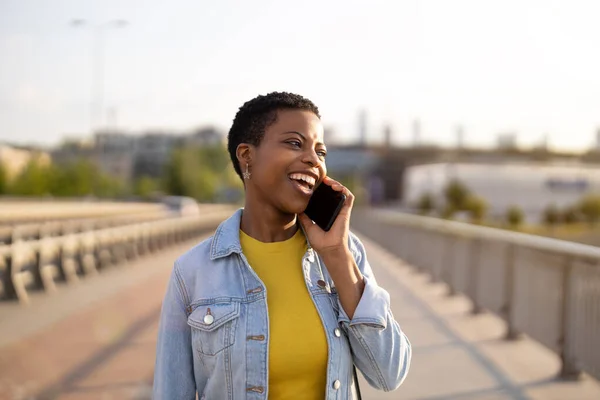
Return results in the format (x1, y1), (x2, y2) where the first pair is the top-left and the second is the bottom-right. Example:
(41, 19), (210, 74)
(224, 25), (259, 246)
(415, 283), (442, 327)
(240, 228), (328, 398)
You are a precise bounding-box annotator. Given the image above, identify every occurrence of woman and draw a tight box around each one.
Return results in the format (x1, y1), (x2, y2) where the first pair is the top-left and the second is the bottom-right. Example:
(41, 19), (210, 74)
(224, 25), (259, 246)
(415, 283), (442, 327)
(153, 92), (411, 399)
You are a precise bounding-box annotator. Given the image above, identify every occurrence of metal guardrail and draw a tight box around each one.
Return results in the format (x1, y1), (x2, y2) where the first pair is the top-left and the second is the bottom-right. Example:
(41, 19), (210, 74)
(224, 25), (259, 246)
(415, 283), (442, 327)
(0, 208), (234, 304)
(351, 208), (600, 382)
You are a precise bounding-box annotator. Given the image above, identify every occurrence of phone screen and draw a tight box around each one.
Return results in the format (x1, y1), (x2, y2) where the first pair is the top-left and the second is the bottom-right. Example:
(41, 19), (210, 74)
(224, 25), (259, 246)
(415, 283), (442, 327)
(303, 182), (347, 231)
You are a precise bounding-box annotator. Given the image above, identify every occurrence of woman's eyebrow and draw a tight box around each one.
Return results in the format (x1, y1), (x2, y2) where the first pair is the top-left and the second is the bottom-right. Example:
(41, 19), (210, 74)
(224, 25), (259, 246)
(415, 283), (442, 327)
(282, 131), (325, 147)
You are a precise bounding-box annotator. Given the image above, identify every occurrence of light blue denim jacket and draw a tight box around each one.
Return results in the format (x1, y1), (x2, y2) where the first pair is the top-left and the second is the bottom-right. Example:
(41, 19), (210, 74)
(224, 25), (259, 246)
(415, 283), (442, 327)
(153, 209), (411, 399)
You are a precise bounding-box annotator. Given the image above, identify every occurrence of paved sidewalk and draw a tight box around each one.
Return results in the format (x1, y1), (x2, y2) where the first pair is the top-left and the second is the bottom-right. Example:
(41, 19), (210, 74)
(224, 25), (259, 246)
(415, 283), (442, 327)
(1, 233), (599, 399)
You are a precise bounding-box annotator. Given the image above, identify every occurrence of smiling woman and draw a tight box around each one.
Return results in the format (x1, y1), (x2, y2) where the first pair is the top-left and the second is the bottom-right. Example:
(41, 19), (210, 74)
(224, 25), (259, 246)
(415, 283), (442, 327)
(153, 92), (412, 400)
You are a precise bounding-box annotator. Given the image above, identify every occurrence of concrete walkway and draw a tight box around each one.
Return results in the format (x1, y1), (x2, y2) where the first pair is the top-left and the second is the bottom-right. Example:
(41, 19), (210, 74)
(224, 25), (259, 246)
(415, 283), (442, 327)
(1, 233), (599, 399)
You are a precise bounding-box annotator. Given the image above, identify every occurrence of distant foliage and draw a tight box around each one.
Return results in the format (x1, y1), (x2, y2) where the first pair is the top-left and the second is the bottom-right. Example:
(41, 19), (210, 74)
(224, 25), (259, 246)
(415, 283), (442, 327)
(162, 145), (243, 203)
(416, 192), (435, 215)
(440, 180), (487, 222)
(0, 163), (6, 194)
(440, 204), (456, 220)
(561, 206), (580, 224)
(0, 145), (244, 203)
(4, 157), (124, 198)
(464, 195), (488, 223)
(578, 195), (600, 226)
(135, 176), (161, 200)
(444, 179), (470, 210)
(506, 205), (524, 228)
(542, 204), (560, 226)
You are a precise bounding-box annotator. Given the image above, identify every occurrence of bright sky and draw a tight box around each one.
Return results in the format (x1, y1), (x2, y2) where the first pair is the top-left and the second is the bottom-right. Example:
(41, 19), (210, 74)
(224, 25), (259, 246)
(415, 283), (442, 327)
(1, 0), (599, 152)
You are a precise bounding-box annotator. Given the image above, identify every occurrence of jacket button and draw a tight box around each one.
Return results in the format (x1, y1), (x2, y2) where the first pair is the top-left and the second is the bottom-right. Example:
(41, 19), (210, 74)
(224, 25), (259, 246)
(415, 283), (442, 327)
(333, 380), (341, 390)
(203, 314), (214, 325)
(334, 328), (341, 337)
(317, 279), (327, 287)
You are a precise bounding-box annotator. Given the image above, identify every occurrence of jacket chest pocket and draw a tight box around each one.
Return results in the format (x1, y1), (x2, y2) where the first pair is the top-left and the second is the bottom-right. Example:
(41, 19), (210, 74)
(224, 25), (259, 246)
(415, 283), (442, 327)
(187, 301), (240, 356)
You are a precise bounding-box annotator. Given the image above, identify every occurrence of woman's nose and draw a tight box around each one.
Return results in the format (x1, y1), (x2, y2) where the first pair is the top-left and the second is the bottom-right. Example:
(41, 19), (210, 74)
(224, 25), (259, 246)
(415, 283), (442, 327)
(303, 150), (321, 167)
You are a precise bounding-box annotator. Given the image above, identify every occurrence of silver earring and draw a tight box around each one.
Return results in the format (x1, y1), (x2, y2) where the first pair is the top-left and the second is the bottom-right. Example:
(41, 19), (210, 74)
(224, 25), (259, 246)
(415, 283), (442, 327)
(243, 163), (251, 180)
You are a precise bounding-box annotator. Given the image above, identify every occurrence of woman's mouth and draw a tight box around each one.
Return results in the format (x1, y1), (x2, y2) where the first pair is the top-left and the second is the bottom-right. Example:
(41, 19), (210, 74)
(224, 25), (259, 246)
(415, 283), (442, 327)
(289, 173), (316, 196)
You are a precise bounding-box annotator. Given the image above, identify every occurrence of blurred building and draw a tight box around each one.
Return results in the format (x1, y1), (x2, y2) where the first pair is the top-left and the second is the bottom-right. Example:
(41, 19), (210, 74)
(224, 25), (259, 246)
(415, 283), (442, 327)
(383, 124), (393, 147)
(184, 126), (224, 147)
(323, 126), (336, 145)
(83, 126), (225, 181)
(95, 131), (136, 153)
(456, 125), (465, 149)
(358, 109), (367, 146)
(497, 133), (518, 150)
(93, 130), (137, 180)
(51, 138), (96, 169)
(0, 143), (51, 181)
(132, 132), (182, 179)
(413, 119), (421, 147)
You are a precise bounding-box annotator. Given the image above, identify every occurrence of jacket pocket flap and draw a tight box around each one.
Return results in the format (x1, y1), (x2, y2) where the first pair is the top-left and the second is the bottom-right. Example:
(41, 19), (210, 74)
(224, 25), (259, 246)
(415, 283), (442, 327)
(187, 302), (240, 332)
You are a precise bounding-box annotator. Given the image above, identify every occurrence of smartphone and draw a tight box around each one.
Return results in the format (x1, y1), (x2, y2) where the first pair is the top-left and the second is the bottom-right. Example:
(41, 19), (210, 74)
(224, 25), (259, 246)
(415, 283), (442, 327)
(303, 181), (347, 231)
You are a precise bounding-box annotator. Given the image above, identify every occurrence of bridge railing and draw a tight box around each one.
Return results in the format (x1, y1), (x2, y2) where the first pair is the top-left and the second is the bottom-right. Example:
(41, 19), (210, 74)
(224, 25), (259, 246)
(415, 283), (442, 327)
(351, 208), (600, 382)
(0, 210), (174, 245)
(0, 207), (235, 304)
(0, 201), (170, 225)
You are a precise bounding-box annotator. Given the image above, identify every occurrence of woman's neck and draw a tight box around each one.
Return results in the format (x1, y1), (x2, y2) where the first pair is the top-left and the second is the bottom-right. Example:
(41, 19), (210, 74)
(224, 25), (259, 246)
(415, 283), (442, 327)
(240, 200), (298, 243)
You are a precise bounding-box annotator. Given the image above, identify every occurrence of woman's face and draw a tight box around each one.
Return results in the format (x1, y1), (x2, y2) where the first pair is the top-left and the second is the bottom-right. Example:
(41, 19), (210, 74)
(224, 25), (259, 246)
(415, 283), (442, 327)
(243, 109), (327, 215)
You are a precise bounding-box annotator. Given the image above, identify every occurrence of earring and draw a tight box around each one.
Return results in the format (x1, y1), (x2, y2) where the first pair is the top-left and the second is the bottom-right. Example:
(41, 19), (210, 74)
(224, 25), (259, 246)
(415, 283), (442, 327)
(243, 163), (251, 180)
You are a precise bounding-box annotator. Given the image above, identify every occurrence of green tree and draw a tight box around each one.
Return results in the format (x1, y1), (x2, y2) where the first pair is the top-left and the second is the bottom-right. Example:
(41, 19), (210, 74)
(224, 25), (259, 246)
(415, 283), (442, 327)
(542, 204), (560, 226)
(9, 157), (51, 196)
(464, 195), (487, 223)
(135, 176), (160, 199)
(562, 206), (580, 224)
(95, 174), (124, 198)
(49, 160), (96, 197)
(506, 205), (524, 228)
(579, 195), (600, 226)
(440, 204), (456, 220)
(0, 163), (7, 194)
(162, 145), (243, 203)
(163, 149), (186, 196)
(416, 192), (435, 215)
(444, 179), (470, 210)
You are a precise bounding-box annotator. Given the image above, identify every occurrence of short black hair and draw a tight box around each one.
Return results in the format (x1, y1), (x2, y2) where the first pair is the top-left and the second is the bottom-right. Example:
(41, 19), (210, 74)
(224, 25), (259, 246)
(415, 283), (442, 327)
(227, 91), (321, 179)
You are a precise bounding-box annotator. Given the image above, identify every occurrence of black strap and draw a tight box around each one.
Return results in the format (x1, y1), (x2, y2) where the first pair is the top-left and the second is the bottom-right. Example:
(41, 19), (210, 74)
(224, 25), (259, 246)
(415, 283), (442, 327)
(353, 365), (362, 400)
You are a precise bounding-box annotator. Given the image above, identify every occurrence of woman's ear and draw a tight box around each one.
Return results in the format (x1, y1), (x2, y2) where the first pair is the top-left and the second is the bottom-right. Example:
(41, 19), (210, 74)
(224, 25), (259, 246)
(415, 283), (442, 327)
(236, 143), (252, 167)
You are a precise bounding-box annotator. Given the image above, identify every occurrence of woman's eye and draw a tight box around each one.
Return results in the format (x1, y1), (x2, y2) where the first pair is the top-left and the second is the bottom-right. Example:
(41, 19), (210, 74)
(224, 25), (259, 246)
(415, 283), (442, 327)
(317, 150), (327, 158)
(288, 140), (301, 148)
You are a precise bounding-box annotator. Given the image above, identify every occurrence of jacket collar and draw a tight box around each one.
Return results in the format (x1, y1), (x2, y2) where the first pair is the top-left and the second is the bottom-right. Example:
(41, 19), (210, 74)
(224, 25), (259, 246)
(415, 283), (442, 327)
(209, 208), (312, 260)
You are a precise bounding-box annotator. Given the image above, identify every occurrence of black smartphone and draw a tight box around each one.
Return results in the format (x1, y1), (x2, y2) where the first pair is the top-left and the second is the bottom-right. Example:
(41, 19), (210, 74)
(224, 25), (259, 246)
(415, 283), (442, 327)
(303, 181), (347, 231)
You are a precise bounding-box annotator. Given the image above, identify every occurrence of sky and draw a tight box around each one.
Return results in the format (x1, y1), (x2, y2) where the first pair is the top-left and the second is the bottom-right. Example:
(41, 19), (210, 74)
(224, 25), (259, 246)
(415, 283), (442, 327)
(1, 0), (600, 152)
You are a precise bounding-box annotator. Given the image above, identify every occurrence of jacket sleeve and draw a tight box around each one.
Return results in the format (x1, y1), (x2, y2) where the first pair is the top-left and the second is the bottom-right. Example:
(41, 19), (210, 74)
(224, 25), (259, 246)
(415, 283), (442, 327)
(337, 233), (412, 392)
(153, 262), (196, 399)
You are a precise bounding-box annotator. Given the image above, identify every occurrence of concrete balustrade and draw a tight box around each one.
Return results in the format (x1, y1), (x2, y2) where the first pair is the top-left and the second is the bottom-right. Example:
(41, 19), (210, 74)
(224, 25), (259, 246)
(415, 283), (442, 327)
(351, 207), (600, 383)
(0, 207), (235, 305)
(0, 201), (169, 225)
(0, 209), (173, 245)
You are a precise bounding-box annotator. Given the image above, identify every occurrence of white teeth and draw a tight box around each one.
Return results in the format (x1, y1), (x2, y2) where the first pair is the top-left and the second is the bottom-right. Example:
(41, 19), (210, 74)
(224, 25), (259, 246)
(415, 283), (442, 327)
(289, 173), (316, 187)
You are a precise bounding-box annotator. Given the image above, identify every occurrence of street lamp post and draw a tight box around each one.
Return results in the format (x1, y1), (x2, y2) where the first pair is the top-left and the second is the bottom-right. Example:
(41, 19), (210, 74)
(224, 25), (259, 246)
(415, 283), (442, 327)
(71, 19), (128, 135)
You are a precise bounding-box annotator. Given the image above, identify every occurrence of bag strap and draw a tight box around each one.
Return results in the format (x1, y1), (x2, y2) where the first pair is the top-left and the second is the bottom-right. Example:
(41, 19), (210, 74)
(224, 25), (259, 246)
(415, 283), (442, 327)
(353, 365), (362, 400)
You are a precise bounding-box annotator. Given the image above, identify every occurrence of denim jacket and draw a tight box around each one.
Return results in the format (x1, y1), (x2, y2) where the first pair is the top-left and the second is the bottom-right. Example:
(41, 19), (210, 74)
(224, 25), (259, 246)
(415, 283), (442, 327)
(153, 209), (411, 399)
